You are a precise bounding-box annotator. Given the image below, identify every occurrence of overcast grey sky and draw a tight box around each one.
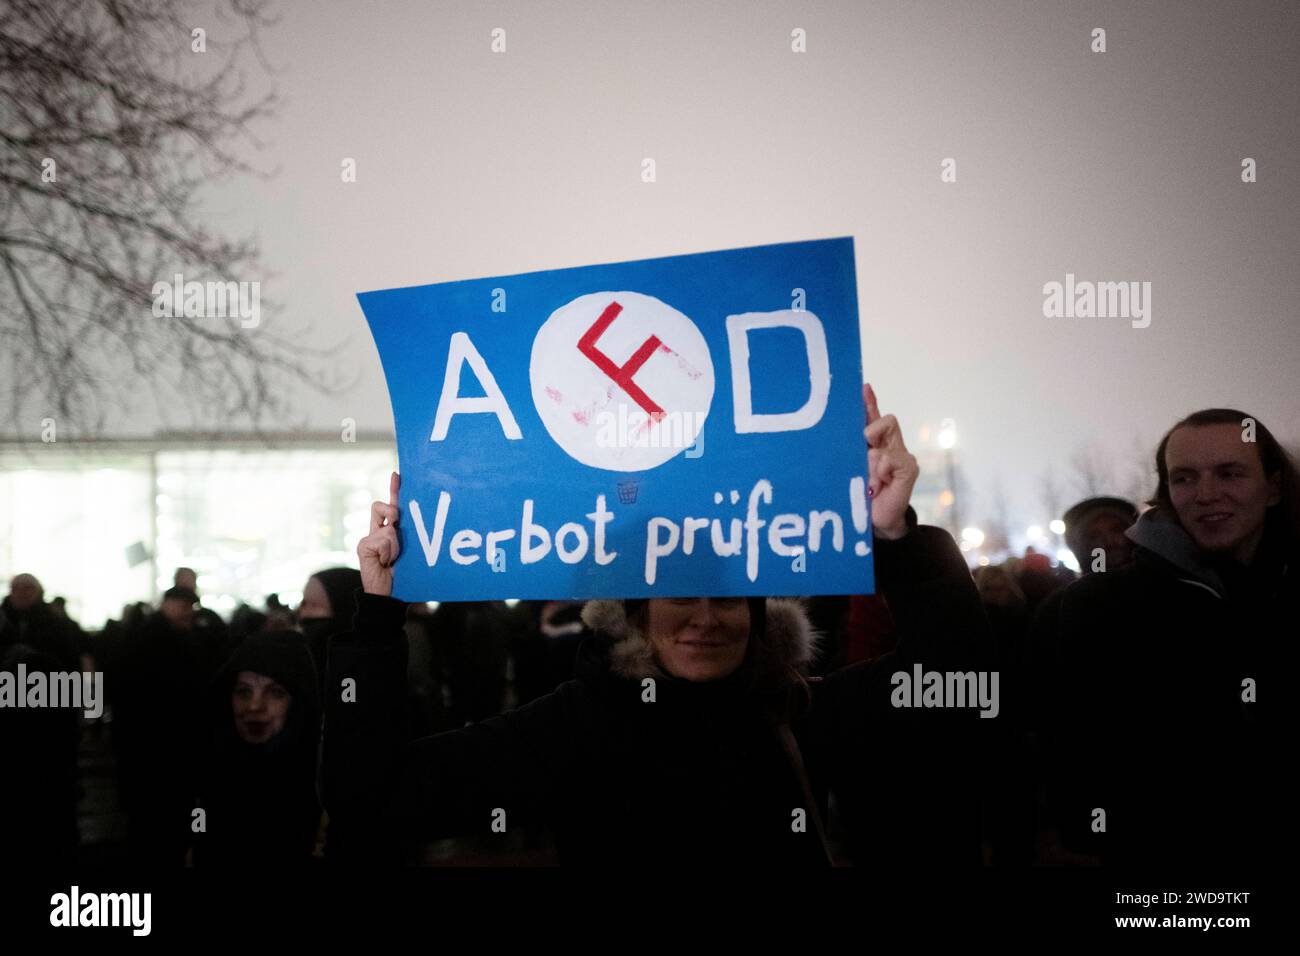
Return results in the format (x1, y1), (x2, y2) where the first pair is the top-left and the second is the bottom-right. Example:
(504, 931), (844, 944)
(178, 0), (1299, 535)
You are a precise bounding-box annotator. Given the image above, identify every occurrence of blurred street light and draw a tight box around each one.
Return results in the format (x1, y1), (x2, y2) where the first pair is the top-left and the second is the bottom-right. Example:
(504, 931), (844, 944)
(937, 419), (958, 450)
(939, 418), (960, 538)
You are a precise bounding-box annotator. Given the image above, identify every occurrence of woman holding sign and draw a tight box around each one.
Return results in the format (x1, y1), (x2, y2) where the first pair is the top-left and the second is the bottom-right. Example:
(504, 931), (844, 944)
(323, 387), (992, 866)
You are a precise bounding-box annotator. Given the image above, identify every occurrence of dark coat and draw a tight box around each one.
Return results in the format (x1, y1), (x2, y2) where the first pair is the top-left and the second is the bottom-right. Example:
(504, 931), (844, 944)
(103, 613), (211, 864)
(0, 640), (80, 864)
(323, 522), (992, 866)
(0, 597), (79, 671)
(1044, 508), (1295, 867)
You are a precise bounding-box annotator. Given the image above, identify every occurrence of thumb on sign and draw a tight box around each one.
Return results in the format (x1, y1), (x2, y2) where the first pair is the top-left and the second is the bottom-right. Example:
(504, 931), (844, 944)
(359, 471), (402, 596)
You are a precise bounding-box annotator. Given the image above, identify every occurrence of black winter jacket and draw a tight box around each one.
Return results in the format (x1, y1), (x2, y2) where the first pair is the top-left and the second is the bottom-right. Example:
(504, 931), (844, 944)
(323, 521), (992, 866)
(1044, 508), (1295, 867)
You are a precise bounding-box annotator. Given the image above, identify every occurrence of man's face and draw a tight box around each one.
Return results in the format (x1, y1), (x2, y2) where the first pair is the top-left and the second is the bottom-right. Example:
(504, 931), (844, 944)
(1166, 423), (1280, 562)
(646, 597), (750, 682)
(1080, 511), (1135, 573)
(174, 568), (198, 592)
(7, 575), (42, 611)
(159, 596), (195, 632)
(231, 671), (292, 744)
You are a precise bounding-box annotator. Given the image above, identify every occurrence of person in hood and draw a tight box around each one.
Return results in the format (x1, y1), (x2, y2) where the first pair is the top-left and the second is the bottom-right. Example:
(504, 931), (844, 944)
(298, 567), (363, 697)
(191, 632), (323, 866)
(323, 387), (993, 866)
(1045, 408), (1298, 867)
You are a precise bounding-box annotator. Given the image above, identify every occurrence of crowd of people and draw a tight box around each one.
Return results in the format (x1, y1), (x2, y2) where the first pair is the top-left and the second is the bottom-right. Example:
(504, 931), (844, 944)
(1, 397), (1294, 869)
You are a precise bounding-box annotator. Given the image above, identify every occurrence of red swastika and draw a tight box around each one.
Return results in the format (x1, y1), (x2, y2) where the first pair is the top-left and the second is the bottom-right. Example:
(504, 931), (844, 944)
(577, 300), (665, 418)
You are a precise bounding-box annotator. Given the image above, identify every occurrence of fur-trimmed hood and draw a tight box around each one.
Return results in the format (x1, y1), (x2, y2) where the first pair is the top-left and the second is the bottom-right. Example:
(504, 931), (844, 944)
(580, 598), (820, 690)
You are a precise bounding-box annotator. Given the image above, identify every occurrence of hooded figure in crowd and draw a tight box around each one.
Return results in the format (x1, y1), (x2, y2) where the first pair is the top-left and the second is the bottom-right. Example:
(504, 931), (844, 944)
(1046, 409), (1298, 867)
(191, 632), (323, 866)
(323, 389), (994, 866)
(299, 567), (363, 698)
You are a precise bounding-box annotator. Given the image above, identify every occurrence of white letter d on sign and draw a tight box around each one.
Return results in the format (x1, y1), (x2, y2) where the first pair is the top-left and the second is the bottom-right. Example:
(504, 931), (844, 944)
(726, 310), (830, 433)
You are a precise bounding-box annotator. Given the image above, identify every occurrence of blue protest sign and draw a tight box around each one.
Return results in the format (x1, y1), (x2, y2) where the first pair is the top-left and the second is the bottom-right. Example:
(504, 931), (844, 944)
(357, 237), (874, 601)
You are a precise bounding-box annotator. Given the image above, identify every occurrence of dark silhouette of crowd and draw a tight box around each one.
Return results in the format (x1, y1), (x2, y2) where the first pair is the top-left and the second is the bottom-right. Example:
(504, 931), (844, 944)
(2, 402), (1293, 870)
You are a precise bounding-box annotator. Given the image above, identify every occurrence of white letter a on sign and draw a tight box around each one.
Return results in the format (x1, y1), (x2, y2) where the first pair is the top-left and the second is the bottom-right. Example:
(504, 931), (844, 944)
(431, 332), (523, 441)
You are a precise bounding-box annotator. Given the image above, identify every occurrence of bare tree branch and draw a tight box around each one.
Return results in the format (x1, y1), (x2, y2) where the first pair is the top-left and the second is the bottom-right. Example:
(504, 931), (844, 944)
(0, 0), (335, 439)
(1068, 441), (1117, 499)
(1038, 465), (1063, 525)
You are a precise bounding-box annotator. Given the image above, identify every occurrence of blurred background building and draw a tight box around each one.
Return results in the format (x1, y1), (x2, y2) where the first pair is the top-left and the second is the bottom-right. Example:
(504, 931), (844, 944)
(0, 436), (394, 628)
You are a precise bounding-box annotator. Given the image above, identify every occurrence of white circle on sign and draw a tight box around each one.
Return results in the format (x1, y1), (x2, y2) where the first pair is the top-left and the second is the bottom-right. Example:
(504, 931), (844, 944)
(530, 291), (714, 472)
